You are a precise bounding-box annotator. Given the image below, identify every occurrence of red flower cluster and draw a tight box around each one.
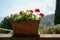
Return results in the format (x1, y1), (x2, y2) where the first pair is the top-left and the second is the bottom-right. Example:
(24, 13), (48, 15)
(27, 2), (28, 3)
(19, 11), (24, 16)
(10, 8), (44, 18)
(35, 8), (40, 12)
(35, 8), (44, 17)
(29, 10), (33, 14)
(39, 13), (44, 17)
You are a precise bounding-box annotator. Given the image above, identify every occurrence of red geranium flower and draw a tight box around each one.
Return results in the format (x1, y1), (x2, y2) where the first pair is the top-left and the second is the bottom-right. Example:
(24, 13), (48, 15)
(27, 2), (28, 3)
(35, 8), (40, 12)
(11, 14), (13, 16)
(39, 13), (44, 17)
(19, 11), (24, 16)
(29, 10), (33, 14)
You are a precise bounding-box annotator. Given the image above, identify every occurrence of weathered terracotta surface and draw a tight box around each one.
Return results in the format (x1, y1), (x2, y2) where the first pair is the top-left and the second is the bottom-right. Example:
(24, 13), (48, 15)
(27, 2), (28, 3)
(11, 20), (40, 36)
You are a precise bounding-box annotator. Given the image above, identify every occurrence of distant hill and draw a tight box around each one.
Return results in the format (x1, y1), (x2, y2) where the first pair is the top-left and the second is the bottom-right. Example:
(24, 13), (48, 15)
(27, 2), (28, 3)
(40, 14), (54, 27)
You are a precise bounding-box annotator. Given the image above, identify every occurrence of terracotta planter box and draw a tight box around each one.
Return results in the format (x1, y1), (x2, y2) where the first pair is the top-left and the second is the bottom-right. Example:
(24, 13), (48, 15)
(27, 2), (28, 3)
(11, 20), (40, 36)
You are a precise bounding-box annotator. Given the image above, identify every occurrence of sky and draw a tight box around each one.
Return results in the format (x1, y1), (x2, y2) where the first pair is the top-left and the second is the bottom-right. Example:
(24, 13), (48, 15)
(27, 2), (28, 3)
(0, 0), (56, 17)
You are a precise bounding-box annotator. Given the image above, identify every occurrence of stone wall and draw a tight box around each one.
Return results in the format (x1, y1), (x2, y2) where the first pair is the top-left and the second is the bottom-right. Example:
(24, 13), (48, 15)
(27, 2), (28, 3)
(0, 37), (60, 40)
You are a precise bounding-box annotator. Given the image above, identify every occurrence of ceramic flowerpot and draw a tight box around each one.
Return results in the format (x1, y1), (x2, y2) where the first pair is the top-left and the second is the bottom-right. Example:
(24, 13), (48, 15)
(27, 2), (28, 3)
(11, 20), (40, 36)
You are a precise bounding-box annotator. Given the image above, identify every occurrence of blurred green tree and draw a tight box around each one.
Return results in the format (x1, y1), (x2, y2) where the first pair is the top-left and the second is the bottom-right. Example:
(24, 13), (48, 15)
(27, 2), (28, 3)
(54, 0), (60, 25)
(1, 16), (12, 29)
(0, 14), (18, 29)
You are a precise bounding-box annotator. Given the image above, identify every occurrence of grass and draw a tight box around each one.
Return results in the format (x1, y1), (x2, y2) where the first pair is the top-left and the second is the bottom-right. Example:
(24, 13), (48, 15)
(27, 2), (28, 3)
(0, 28), (13, 34)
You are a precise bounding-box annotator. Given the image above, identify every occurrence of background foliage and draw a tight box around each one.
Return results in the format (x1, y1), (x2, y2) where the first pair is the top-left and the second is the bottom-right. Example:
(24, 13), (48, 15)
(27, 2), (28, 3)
(40, 24), (60, 34)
